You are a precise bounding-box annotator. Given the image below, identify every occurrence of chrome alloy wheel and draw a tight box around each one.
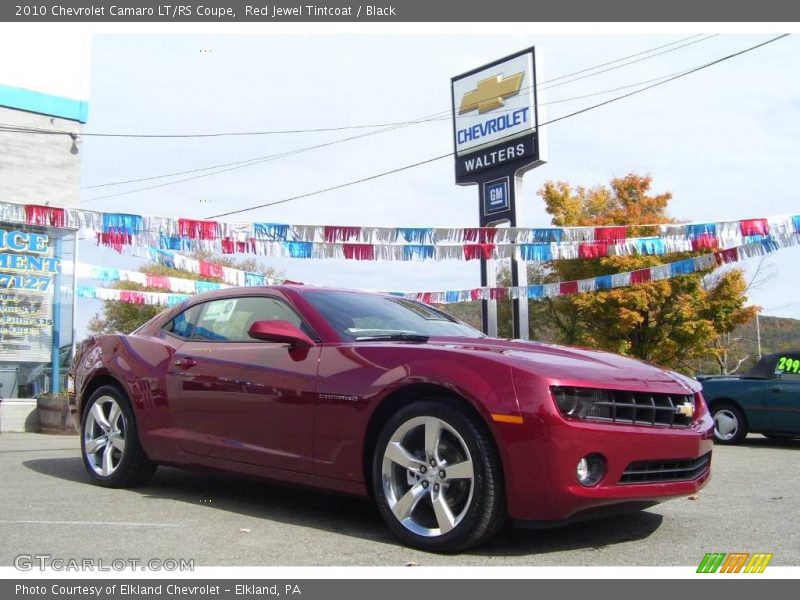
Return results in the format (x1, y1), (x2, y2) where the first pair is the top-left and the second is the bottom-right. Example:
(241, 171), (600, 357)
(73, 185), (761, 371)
(381, 416), (475, 537)
(83, 396), (127, 477)
(714, 408), (739, 441)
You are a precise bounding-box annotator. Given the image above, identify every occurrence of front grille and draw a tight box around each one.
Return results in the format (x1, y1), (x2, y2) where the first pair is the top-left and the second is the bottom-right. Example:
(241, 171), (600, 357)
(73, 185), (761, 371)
(588, 390), (695, 428)
(619, 452), (711, 484)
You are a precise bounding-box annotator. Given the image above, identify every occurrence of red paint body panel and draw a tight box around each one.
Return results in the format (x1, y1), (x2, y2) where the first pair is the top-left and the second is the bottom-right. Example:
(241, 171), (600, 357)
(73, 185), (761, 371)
(70, 285), (713, 523)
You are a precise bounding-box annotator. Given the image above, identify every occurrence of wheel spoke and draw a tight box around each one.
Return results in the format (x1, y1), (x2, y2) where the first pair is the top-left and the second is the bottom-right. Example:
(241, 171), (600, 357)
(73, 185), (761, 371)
(91, 402), (111, 432)
(391, 483), (427, 522)
(424, 418), (442, 461)
(85, 436), (107, 455)
(101, 443), (114, 476)
(445, 459), (473, 480)
(431, 491), (456, 534)
(385, 441), (425, 471)
(110, 434), (126, 453)
(108, 402), (122, 431)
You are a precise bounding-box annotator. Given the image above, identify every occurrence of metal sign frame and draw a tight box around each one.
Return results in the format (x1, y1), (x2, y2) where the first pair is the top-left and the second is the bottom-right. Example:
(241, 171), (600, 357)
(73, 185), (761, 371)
(451, 47), (546, 338)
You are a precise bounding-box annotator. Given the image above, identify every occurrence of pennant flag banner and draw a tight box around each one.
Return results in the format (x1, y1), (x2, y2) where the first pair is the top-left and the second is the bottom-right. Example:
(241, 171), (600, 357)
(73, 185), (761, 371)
(76, 233), (800, 307)
(62, 261), (283, 293)
(2, 200), (800, 263)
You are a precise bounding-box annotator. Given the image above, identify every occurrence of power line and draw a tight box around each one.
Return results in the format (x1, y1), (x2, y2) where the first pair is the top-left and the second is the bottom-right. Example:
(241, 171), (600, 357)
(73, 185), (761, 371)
(537, 34), (705, 85)
(537, 34), (718, 91)
(79, 113), (447, 200)
(206, 34), (789, 220)
(78, 70), (683, 195)
(4, 34), (713, 142)
(80, 41), (722, 196)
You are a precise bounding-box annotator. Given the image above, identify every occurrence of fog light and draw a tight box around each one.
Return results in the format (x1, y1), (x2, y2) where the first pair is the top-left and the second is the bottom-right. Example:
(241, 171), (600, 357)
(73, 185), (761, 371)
(576, 454), (605, 487)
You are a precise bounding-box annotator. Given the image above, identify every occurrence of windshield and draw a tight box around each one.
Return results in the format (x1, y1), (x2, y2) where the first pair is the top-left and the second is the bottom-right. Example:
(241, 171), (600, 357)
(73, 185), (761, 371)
(302, 290), (484, 341)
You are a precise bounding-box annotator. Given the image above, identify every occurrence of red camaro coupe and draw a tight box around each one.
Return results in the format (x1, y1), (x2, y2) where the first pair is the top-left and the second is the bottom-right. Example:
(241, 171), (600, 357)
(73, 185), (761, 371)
(71, 286), (713, 552)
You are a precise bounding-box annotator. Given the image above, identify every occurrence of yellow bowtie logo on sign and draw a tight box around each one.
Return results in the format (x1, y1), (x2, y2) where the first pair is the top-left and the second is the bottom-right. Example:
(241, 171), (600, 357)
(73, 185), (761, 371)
(459, 72), (525, 115)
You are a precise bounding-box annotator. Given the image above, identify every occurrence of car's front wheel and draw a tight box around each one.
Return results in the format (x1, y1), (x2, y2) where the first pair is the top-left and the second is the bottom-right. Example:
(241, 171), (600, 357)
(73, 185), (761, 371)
(712, 403), (747, 445)
(372, 399), (505, 552)
(81, 385), (156, 487)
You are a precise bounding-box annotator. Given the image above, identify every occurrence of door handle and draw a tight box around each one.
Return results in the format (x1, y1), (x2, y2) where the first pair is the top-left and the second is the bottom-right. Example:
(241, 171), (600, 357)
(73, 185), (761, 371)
(174, 357), (198, 369)
(769, 385), (782, 393)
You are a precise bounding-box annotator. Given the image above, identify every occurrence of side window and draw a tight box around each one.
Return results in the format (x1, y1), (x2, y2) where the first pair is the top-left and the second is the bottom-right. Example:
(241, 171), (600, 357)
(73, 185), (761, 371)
(164, 304), (202, 339)
(191, 296), (308, 342)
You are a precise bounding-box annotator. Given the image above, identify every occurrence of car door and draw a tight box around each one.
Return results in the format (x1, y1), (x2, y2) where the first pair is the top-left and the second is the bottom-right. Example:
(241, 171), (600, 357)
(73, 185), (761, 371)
(765, 354), (800, 434)
(165, 295), (320, 473)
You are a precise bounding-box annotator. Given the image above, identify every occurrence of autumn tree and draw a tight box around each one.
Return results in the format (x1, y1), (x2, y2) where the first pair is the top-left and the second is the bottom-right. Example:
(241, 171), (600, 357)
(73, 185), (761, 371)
(88, 254), (284, 335)
(499, 174), (758, 373)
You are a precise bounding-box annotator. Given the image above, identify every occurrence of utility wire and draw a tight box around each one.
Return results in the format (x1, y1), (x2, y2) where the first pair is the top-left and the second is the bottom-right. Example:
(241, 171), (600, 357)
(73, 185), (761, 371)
(78, 69), (686, 195)
(3, 34), (711, 142)
(80, 44), (721, 196)
(83, 35), (784, 206)
(537, 34), (718, 91)
(205, 34), (790, 220)
(78, 113), (446, 200)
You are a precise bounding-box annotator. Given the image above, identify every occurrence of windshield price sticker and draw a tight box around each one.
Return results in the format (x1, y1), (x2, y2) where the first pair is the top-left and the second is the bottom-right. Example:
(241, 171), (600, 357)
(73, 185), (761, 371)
(776, 356), (800, 374)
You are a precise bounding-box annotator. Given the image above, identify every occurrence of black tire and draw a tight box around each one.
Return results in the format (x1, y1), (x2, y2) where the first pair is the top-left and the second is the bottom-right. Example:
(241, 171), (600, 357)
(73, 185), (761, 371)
(80, 385), (156, 487)
(711, 402), (748, 445)
(371, 398), (505, 553)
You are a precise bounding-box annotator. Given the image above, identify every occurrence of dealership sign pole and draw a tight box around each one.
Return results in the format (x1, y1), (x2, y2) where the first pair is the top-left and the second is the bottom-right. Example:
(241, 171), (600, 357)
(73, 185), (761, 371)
(451, 47), (546, 338)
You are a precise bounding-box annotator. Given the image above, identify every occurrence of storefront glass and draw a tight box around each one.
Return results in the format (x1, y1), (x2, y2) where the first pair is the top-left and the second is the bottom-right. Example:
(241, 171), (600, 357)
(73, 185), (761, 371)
(0, 223), (75, 399)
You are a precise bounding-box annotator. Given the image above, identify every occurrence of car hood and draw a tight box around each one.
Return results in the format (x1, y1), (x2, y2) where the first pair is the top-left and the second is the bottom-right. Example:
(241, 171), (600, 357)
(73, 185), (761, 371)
(427, 337), (700, 393)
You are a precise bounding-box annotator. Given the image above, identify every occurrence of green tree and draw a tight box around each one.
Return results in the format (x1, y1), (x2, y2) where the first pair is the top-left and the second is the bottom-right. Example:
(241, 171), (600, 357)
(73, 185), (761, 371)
(87, 254), (284, 335)
(499, 173), (757, 372)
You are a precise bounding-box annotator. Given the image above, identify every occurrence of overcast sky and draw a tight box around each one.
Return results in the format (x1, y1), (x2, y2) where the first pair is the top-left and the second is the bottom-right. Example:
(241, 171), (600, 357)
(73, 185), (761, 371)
(75, 33), (800, 336)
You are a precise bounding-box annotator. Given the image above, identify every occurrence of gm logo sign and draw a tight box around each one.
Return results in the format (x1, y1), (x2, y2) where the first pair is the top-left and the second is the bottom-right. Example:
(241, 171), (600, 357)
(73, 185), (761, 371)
(483, 178), (510, 215)
(696, 552), (773, 573)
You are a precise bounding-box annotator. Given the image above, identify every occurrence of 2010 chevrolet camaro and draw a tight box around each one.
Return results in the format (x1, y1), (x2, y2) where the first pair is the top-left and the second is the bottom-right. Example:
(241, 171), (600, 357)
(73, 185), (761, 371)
(70, 286), (713, 552)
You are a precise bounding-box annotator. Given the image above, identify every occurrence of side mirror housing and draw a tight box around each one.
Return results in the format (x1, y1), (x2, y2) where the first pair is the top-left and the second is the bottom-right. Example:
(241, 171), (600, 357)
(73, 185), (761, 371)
(247, 320), (315, 347)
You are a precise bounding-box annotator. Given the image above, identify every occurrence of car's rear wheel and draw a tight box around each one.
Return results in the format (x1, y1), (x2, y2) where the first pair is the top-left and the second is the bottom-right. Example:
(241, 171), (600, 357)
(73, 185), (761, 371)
(712, 403), (747, 445)
(372, 399), (505, 553)
(81, 385), (156, 487)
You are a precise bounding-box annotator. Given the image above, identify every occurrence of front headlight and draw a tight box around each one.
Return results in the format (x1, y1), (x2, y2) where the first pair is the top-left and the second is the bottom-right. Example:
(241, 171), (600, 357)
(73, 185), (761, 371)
(551, 386), (614, 420)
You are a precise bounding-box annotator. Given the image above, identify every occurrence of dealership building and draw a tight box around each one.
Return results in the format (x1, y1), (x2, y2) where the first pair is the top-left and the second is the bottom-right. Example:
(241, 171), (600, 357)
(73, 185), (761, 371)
(0, 34), (90, 430)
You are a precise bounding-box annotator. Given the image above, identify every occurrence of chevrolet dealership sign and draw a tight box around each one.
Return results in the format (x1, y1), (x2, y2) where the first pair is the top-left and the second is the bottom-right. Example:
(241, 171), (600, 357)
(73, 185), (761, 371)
(451, 48), (543, 184)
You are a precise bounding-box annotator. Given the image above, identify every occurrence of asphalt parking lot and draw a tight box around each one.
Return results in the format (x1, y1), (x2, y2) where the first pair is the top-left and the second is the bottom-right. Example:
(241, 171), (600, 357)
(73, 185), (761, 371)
(0, 432), (798, 567)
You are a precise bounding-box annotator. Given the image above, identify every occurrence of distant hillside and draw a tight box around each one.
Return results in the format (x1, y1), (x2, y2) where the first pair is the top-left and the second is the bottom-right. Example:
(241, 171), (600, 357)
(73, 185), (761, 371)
(718, 314), (800, 371)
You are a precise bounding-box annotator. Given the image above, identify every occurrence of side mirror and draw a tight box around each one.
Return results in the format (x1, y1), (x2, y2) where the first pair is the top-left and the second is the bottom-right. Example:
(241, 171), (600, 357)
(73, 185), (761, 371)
(247, 320), (315, 347)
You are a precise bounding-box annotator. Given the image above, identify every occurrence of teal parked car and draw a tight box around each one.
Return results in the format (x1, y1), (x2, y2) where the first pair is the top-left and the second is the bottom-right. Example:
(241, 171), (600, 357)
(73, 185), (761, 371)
(699, 352), (800, 444)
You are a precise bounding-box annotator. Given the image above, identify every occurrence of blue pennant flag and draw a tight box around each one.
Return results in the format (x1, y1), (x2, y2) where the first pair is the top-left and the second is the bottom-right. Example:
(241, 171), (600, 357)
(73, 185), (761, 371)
(398, 228), (433, 243)
(670, 259), (696, 277)
(686, 223), (717, 238)
(102, 213), (143, 235)
(285, 241), (313, 258)
(594, 275), (613, 290)
(519, 244), (552, 261)
(403, 245), (435, 261)
(254, 223), (290, 240)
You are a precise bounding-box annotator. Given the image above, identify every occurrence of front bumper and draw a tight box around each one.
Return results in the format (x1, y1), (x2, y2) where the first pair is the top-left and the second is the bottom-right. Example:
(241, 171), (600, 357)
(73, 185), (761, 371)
(499, 409), (714, 522)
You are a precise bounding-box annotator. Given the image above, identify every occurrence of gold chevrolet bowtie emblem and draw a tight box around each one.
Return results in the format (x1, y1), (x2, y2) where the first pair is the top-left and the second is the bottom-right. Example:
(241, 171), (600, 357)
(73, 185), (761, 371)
(677, 403), (694, 418)
(459, 72), (525, 115)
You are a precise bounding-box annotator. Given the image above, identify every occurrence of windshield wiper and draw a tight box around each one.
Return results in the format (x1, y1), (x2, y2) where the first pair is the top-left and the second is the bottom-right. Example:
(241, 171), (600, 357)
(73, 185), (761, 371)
(354, 333), (430, 342)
